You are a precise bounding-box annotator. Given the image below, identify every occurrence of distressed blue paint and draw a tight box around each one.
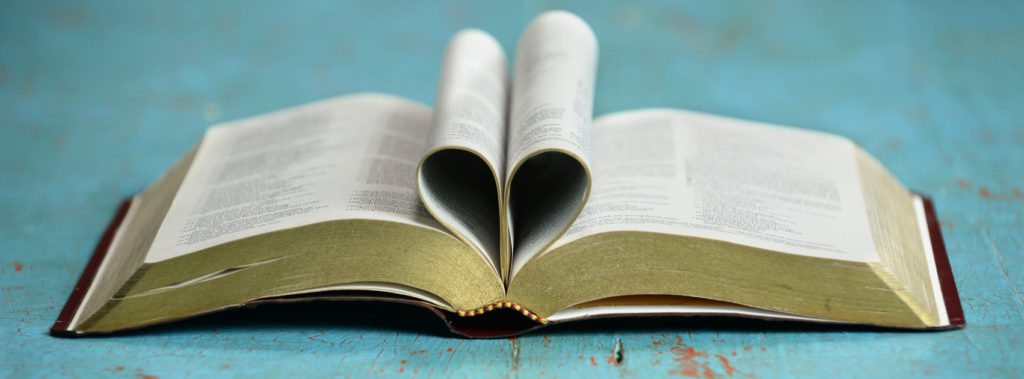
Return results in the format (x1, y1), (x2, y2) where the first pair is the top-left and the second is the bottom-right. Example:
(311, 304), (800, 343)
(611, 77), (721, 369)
(2, 1), (1022, 377)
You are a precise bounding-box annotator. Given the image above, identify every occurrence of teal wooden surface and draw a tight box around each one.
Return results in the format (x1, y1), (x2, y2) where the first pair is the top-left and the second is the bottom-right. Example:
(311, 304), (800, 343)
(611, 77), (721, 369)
(2, 1), (1022, 377)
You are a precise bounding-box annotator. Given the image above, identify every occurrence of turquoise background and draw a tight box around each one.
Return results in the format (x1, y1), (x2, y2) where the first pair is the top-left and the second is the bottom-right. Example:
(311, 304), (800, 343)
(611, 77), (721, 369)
(2, 1), (1022, 377)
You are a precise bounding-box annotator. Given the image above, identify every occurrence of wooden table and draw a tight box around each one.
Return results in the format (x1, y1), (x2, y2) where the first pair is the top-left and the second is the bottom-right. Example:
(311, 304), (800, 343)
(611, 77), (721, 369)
(2, 1), (1021, 377)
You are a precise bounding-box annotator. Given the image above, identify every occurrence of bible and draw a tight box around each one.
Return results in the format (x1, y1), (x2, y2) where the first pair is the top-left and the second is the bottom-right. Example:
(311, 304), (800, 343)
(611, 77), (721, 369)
(52, 11), (964, 338)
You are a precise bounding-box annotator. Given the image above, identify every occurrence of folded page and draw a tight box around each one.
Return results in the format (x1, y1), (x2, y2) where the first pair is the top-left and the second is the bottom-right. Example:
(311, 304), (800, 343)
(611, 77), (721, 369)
(505, 11), (599, 278)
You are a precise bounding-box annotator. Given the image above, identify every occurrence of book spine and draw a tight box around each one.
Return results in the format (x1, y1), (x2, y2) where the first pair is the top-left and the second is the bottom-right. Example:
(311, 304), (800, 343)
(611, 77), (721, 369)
(457, 302), (548, 324)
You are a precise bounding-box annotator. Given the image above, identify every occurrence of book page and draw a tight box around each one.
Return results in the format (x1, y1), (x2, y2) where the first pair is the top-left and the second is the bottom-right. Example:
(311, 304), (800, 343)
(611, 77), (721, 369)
(422, 29), (508, 181)
(555, 109), (878, 262)
(417, 30), (507, 271)
(505, 11), (596, 169)
(505, 11), (599, 277)
(146, 95), (444, 263)
(546, 295), (822, 323)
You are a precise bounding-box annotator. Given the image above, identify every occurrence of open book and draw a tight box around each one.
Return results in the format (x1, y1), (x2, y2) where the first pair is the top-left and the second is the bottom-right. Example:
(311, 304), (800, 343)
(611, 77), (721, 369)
(52, 11), (963, 338)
